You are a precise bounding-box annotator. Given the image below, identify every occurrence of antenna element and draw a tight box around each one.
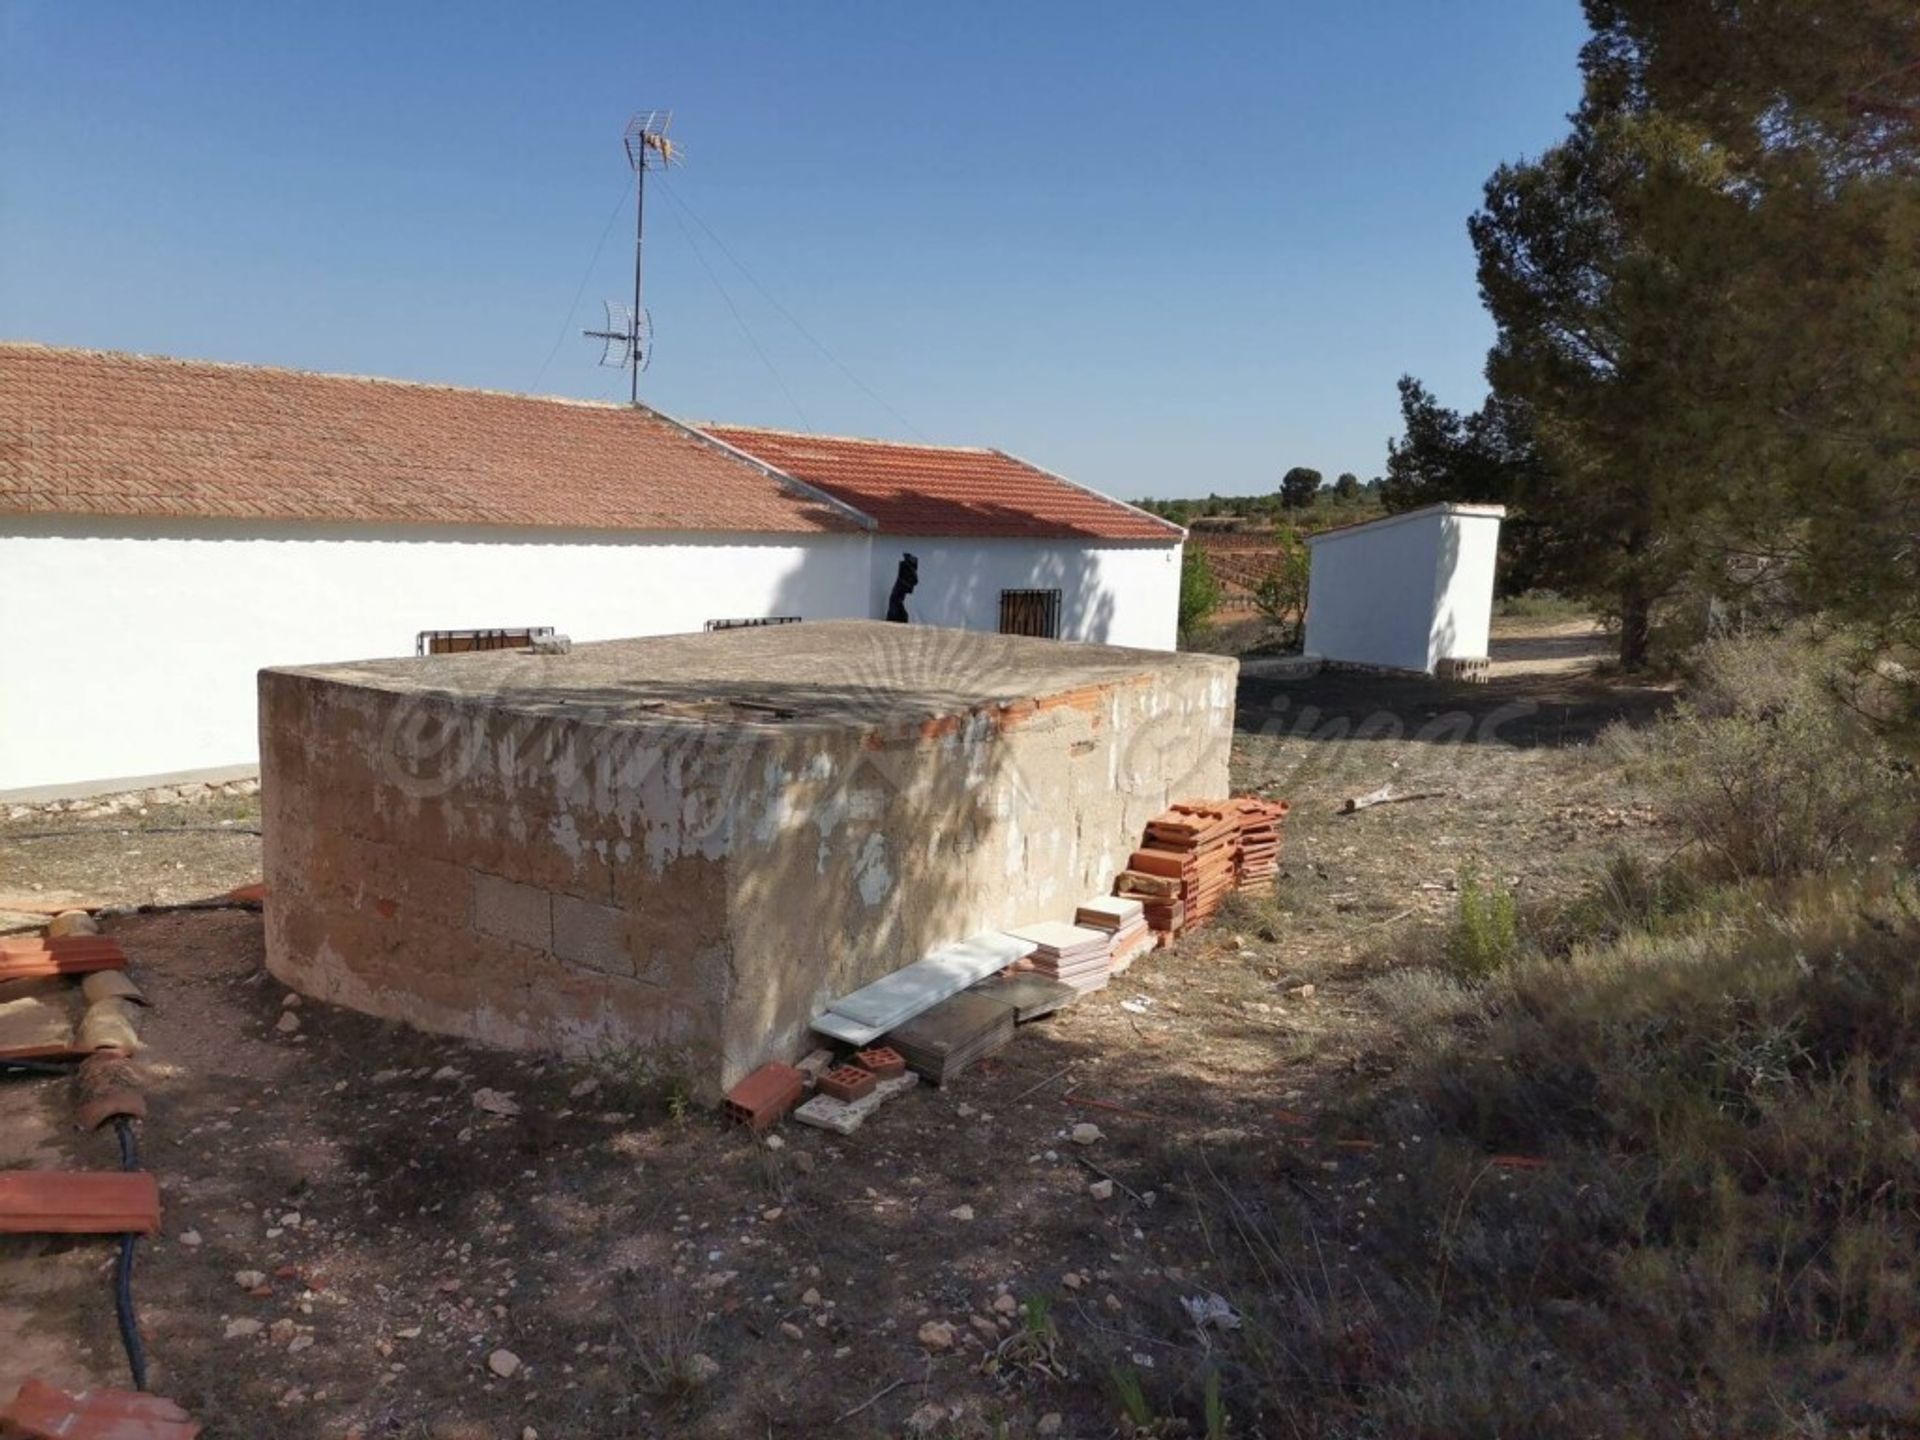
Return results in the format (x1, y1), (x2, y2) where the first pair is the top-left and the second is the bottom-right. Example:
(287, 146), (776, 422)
(583, 110), (683, 403)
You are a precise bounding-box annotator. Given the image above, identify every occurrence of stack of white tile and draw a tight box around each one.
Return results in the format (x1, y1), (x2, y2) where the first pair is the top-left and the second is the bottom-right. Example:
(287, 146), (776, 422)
(811, 932), (1035, 1046)
(1007, 920), (1113, 995)
(1074, 896), (1153, 974)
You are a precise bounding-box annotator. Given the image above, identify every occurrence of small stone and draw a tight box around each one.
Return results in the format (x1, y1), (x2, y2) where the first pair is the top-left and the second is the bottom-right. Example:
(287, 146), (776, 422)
(1070, 1123), (1103, 1146)
(224, 1318), (263, 1340)
(568, 1078), (598, 1099)
(686, 1353), (720, 1385)
(792, 1152), (816, 1174)
(762, 1133), (784, 1150)
(234, 1269), (267, 1289)
(281, 993), (302, 1009)
(1038, 1416), (1063, 1437)
(916, 1320), (956, 1351)
(178, 1229), (202, 1248)
(1088, 1179), (1114, 1201)
(487, 1348), (521, 1378)
(1105, 1293), (1124, 1312)
(992, 1294), (1018, 1316)
(275, 1011), (301, 1035)
(280, 1212), (301, 1229)
(288, 1333), (315, 1353)
(431, 1065), (462, 1082)
(947, 1204), (974, 1222)
(969, 1315), (998, 1340)
(471, 1088), (521, 1117)
(762, 1207), (783, 1222)
(801, 1287), (823, 1308)
(269, 1319), (298, 1346)
(906, 1403), (949, 1436)
(779, 1321), (805, 1341)
(1062, 1272), (1085, 1291)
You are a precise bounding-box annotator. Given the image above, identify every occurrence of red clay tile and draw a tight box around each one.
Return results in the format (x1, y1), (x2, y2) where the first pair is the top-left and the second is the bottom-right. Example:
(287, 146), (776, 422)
(853, 1046), (905, 1079)
(73, 1051), (146, 1131)
(0, 936), (124, 958)
(1, 345), (859, 537)
(0, 952), (127, 981)
(226, 882), (268, 906)
(722, 1063), (805, 1131)
(817, 1065), (877, 1103)
(0, 1171), (161, 1235)
(702, 424), (1181, 542)
(1, 1377), (201, 1439)
(1127, 850), (1186, 880)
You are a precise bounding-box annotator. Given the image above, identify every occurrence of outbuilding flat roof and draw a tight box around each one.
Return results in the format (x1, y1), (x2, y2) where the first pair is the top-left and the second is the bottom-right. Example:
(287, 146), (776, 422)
(0, 343), (865, 534)
(699, 424), (1184, 543)
(1304, 501), (1507, 545)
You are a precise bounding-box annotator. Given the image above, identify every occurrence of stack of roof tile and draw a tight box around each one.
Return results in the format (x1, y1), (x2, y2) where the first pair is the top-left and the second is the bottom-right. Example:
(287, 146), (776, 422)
(1229, 797), (1291, 886)
(1073, 896), (1153, 975)
(1141, 802), (1238, 929)
(1113, 851), (1185, 941)
(1007, 920), (1114, 995)
(884, 991), (1016, 1086)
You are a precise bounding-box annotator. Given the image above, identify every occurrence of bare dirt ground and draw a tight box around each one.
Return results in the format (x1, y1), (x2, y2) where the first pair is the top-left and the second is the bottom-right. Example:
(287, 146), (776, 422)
(0, 637), (1675, 1439)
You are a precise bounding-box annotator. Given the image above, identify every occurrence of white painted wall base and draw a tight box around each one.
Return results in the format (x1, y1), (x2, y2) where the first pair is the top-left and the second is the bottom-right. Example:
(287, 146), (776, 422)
(0, 518), (870, 794)
(0, 518), (1184, 793)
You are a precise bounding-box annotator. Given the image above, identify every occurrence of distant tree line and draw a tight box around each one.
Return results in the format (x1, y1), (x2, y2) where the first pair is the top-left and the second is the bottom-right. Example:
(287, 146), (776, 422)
(1137, 471), (1383, 530)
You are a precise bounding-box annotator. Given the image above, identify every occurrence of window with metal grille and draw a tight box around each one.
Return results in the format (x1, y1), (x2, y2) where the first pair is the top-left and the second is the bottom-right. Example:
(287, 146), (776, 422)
(416, 627), (555, 656)
(999, 589), (1063, 639)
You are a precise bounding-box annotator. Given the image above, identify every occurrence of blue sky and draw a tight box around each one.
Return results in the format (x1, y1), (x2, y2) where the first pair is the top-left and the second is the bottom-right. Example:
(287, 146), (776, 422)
(0, 1), (1588, 500)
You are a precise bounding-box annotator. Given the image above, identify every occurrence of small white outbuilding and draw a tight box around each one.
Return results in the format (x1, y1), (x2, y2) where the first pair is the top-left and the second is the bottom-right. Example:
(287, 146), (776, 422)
(1302, 503), (1505, 675)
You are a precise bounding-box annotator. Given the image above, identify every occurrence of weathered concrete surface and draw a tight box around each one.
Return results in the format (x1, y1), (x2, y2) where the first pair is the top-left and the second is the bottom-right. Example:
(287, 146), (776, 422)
(260, 620), (1235, 1095)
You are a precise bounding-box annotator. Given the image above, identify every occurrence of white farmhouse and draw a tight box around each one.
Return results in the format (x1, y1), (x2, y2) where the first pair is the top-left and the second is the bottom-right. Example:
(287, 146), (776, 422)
(1303, 502), (1505, 675)
(0, 344), (1184, 797)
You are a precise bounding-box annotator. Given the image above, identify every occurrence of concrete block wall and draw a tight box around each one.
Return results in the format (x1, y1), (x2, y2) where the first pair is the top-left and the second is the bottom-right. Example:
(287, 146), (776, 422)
(260, 625), (1236, 1096)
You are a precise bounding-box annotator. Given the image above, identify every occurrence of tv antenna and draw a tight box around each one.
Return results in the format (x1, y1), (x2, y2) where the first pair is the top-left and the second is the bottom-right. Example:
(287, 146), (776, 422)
(583, 110), (683, 404)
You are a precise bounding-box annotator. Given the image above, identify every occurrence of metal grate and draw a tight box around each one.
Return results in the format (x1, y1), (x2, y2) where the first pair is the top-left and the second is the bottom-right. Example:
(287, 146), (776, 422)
(704, 616), (803, 632)
(416, 627), (555, 656)
(998, 589), (1063, 639)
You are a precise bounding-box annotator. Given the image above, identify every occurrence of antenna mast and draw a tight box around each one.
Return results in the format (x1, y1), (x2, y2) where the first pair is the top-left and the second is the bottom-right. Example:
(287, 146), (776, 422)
(583, 110), (683, 404)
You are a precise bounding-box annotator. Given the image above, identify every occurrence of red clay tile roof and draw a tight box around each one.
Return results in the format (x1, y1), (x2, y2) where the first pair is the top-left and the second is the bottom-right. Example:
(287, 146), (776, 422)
(0, 344), (863, 534)
(700, 425), (1183, 542)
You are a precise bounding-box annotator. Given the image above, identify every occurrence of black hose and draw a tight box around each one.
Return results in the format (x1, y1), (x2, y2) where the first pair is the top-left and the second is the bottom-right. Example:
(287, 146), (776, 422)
(0, 1057), (82, 1075)
(112, 1116), (149, 1391)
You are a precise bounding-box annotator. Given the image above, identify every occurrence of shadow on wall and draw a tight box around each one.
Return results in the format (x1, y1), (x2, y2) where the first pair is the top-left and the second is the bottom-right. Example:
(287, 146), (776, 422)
(1430, 518), (1462, 667)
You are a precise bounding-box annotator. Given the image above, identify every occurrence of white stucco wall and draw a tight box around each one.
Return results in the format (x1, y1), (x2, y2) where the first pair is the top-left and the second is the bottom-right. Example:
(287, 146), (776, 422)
(868, 537), (1182, 652)
(1431, 512), (1502, 663)
(0, 518), (872, 795)
(1303, 506), (1503, 673)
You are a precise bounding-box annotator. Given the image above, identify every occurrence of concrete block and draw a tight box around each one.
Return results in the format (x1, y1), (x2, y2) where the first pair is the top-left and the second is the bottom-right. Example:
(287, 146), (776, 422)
(472, 871), (551, 951)
(792, 1071), (918, 1135)
(552, 893), (629, 977)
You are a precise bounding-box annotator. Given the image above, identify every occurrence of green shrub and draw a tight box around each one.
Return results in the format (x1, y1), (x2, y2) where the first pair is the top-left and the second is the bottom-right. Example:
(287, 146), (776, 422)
(1179, 547), (1224, 643)
(1494, 588), (1587, 621)
(1607, 631), (1911, 878)
(1443, 871), (1519, 980)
